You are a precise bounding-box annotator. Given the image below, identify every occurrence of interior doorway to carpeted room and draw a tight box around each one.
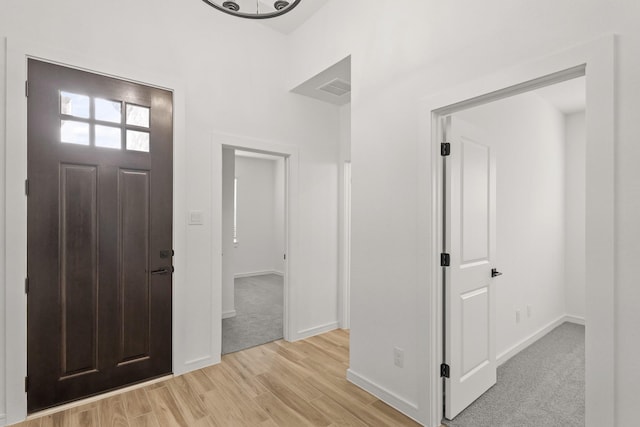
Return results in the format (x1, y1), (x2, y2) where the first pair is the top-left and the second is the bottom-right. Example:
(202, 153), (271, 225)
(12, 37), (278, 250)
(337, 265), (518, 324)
(440, 75), (587, 426)
(221, 148), (287, 355)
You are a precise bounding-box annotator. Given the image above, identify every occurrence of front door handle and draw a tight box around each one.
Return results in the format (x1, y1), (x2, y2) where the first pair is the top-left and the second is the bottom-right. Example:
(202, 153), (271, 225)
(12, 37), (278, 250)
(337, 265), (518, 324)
(150, 266), (174, 275)
(491, 268), (502, 278)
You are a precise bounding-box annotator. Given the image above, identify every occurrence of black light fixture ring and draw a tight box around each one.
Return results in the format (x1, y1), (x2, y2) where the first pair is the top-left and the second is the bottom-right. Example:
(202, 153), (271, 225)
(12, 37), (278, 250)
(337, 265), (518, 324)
(201, 0), (302, 19)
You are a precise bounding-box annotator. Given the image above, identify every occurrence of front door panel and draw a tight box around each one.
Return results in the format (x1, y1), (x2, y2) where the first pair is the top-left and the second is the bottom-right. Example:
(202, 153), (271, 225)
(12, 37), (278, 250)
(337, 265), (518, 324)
(27, 59), (173, 412)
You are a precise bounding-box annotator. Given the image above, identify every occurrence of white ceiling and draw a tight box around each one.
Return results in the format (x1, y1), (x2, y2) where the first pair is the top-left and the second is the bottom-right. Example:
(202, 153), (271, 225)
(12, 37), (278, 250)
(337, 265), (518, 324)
(533, 76), (586, 114)
(259, 0), (329, 34)
(256, 2), (583, 112)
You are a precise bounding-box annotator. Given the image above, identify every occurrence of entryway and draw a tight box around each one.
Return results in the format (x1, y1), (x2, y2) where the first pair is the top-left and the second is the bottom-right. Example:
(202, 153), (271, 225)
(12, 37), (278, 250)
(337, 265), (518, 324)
(26, 59), (174, 412)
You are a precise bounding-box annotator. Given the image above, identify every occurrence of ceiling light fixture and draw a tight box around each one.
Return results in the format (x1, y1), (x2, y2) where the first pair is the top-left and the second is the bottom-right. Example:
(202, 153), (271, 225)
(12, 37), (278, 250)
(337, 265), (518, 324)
(202, 0), (302, 19)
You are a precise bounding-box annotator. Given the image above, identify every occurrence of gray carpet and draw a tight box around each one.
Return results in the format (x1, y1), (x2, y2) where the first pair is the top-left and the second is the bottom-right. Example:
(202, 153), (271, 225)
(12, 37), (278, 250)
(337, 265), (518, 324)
(222, 274), (283, 355)
(444, 322), (585, 427)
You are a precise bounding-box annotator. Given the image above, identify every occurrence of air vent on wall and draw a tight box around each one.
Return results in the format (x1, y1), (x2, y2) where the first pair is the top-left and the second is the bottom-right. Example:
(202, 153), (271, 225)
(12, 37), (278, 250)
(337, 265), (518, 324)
(317, 78), (351, 97)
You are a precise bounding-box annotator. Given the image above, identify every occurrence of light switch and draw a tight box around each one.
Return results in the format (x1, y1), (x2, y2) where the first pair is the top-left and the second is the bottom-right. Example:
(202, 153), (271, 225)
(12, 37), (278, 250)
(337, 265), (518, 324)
(189, 210), (204, 225)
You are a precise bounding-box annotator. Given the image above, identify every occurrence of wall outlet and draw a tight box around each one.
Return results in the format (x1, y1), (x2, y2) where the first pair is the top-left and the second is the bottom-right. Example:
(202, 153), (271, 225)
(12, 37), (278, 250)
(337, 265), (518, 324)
(393, 347), (404, 368)
(515, 310), (521, 324)
(527, 305), (532, 318)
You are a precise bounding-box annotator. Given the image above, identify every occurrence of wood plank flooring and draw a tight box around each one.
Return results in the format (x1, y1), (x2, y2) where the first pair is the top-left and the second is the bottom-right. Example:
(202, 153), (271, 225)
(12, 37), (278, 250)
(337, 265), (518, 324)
(13, 330), (422, 427)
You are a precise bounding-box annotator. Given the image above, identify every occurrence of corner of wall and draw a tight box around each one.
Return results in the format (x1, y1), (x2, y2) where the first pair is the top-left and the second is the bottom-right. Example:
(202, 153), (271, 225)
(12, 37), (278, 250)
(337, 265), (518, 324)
(0, 36), (7, 421)
(295, 321), (339, 341)
(346, 369), (423, 424)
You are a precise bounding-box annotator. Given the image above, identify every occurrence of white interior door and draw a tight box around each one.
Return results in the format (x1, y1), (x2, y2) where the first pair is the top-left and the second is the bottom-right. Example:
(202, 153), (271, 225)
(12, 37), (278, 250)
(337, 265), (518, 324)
(444, 116), (497, 420)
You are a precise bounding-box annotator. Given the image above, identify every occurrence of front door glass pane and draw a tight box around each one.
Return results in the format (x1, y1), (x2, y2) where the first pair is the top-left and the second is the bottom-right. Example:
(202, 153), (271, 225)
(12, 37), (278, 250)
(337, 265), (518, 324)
(126, 130), (150, 152)
(61, 120), (90, 145)
(60, 92), (90, 118)
(95, 125), (122, 149)
(126, 104), (150, 128)
(95, 98), (122, 123)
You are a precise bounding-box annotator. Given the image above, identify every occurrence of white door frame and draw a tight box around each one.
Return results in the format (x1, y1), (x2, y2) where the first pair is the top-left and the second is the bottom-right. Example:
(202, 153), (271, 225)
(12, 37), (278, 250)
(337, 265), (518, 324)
(3, 37), (188, 424)
(212, 132), (299, 345)
(421, 35), (615, 427)
(340, 161), (352, 329)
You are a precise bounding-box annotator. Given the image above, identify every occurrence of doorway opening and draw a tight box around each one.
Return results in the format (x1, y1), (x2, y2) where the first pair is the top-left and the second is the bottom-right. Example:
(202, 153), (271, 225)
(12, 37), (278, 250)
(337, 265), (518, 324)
(221, 148), (287, 354)
(440, 75), (586, 425)
(426, 38), (616, 427)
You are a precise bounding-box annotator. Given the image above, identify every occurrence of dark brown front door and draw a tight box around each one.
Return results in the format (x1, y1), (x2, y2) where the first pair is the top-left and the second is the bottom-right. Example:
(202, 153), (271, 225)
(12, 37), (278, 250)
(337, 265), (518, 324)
(27, 59), (173, 412)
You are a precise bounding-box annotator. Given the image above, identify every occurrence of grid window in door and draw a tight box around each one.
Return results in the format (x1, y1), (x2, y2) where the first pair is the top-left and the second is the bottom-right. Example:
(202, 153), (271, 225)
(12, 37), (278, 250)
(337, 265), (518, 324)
(59, 91), (151, 152)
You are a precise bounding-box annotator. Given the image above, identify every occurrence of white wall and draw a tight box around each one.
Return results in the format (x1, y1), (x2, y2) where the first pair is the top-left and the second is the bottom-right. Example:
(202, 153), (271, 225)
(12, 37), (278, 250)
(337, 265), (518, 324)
(288, 1), (640, 424)
(233, 156), (284, 276)
(455, 92), (566, 358)
(339, 105), (352, 162)
(221, 148), (236, 318)
(565, 112), (587, 319)
(0, 0), (341, 422)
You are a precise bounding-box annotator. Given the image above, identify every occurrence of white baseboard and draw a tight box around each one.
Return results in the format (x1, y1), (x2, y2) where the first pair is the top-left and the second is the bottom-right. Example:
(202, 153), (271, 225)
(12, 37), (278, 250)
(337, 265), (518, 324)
(346, 369), (422, 424)
(564, 314), (586, 325)
(181, 355), (218, 374)
(295, 321), (339, 340)
(234, 270), (283, 278)
(497, 314), (581, 366)
(222, 309), (236, 319)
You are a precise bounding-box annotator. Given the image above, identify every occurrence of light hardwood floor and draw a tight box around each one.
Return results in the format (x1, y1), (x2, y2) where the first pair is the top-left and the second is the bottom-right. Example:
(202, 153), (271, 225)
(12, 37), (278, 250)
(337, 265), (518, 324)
(13, 330), (422, 427)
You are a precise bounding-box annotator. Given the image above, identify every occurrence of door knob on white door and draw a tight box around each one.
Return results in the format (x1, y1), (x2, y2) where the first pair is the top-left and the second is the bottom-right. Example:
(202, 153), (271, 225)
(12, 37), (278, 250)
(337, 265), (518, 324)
(491, 268), (503, 277)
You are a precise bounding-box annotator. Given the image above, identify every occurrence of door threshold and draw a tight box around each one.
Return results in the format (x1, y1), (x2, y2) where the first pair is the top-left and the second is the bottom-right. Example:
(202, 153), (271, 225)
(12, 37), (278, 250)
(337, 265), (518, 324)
(25, 374), (173, 420)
